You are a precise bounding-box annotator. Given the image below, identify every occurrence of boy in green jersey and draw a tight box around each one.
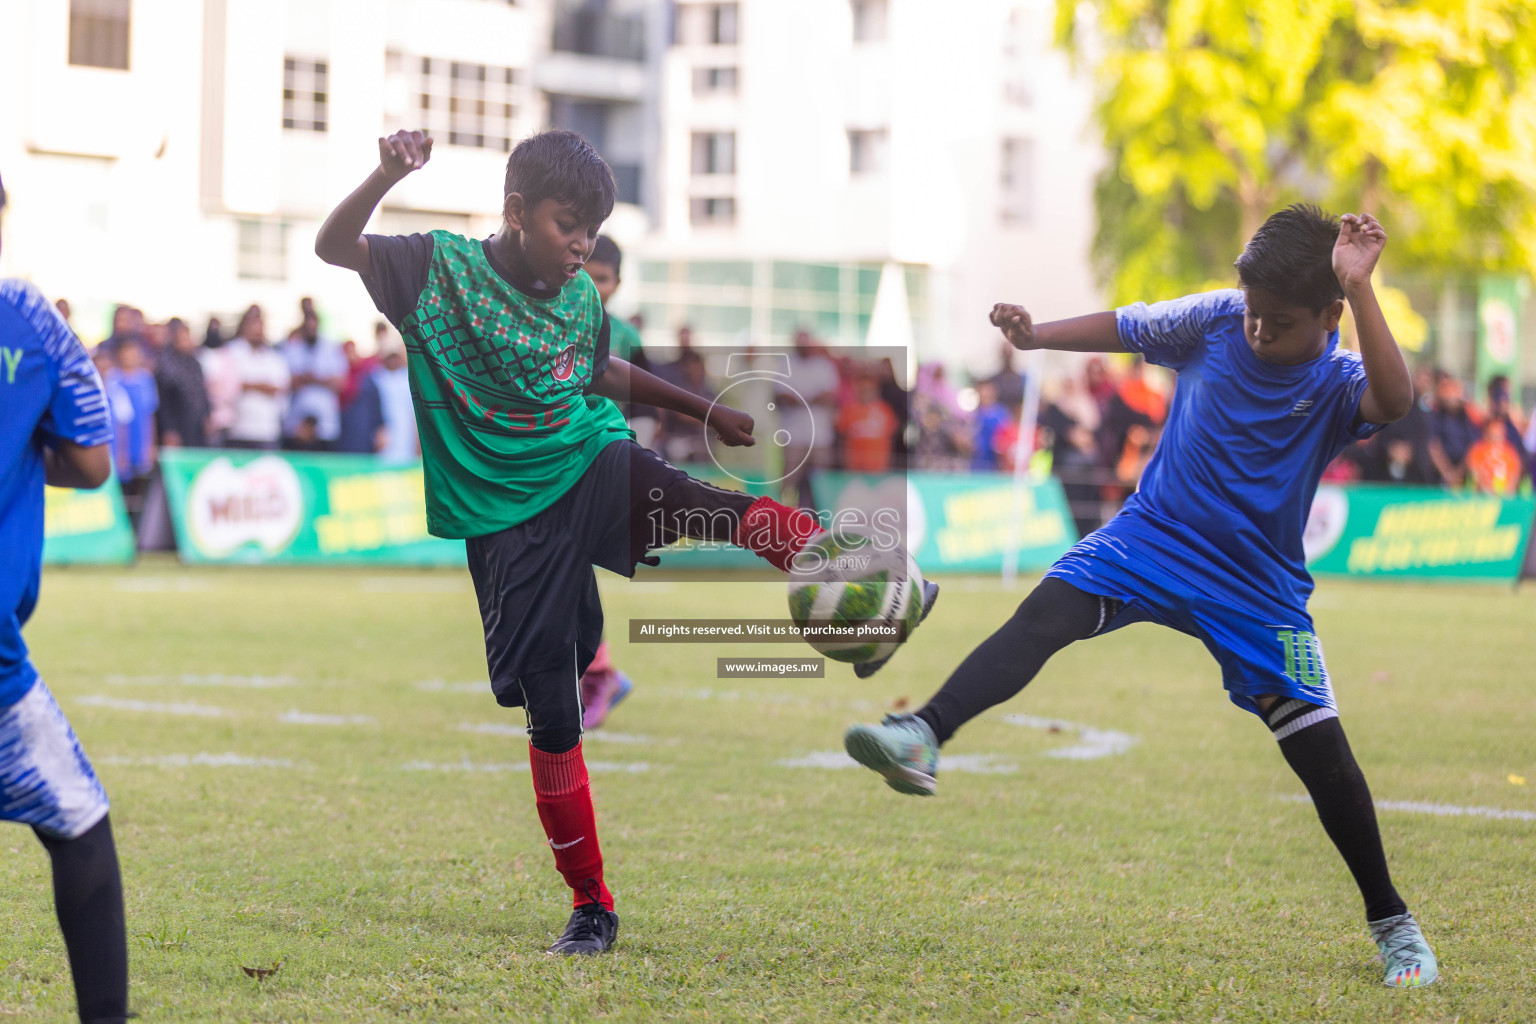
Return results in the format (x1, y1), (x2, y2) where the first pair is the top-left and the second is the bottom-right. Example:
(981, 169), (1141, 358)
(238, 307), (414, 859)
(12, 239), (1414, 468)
(317, 129), (938, 955)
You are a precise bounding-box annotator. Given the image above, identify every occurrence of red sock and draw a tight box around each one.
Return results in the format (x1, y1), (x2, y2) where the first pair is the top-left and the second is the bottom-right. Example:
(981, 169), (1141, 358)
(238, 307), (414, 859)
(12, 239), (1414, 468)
(528, 742), (614, 911)
(734, 496), (824, 572)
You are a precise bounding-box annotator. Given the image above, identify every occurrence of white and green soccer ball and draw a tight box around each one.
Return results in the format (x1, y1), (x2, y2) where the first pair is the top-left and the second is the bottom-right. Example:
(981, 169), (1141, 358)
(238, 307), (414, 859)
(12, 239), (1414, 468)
(786, 532), (925, 664)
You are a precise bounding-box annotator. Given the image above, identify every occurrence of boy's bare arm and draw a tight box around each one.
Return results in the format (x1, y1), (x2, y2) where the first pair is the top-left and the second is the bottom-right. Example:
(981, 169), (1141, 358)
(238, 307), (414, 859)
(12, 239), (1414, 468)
(590, 358), (755, 446)
(315, 131), (433, 273)
(1334, 214), (1413, 424)
(44, 441), (111, 489)
(991, 306), (1126, 353)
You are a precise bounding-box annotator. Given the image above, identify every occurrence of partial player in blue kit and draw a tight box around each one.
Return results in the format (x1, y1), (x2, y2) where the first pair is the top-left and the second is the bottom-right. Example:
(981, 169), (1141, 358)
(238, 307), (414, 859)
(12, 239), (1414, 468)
(0, 174), (131, 1023)
(844, 206), (1439, 988)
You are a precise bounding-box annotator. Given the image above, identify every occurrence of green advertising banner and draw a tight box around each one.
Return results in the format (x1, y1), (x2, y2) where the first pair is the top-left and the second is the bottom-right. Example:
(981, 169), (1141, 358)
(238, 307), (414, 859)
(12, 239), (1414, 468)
(1476, 274), (1525, 393)
(159, 449), (464, 566)
(1305, 483), (1534, 581)
(816, 471), (1077, 573)
(42, 482), (136, 565)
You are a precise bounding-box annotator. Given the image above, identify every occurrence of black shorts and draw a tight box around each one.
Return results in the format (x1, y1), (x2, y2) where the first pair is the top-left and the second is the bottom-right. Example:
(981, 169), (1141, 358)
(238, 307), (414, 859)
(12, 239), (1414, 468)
(465, 439), (753, 707)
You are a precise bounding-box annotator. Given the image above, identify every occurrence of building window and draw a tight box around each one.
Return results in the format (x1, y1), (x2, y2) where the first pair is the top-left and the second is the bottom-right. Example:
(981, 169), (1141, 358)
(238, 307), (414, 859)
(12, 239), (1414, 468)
(851, 0), (887, 43)
(411, 56), (521, 152)
(848, 129), (887, 176)
(1002, 6), (1033, 106)
(690, 197), (736, 226)
(283, 58), (328, 132)
(707, 3), (739, 44)
(692, 66), (739, 95)
(1000, 137), (1034, 226)
(677, 3), (738, 46)
(69, 0), (131, 70)
(691, 132), (736, 175)
(237, 219), (289, 281)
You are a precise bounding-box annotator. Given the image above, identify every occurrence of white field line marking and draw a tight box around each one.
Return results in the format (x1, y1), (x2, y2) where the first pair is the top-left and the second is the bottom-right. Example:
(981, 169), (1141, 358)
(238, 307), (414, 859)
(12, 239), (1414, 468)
(1281, 794), (1536, 823)
(777, 751), (1018, 774)
(277, 710), (375, 726)
(360, 577), (467, 593)
(112, 577), (212, 593)
(1002, 713), (1140, 760)
(416, 680), (489, 694)
(99, 752), (300, 768)
(400, 759), (650, 774)
(107, 673), (297, 689)
(75, 695), (230, 717)
(456, 722), (654, 745)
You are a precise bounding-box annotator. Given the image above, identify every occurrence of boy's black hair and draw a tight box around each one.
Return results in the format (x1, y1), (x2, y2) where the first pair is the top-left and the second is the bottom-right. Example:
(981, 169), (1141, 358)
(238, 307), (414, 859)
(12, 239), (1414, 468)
(589, 235), (622, 273)
(0, 170), (7, 209)
(1234, 204), (1344, 314)
(503, 130), (615, 225)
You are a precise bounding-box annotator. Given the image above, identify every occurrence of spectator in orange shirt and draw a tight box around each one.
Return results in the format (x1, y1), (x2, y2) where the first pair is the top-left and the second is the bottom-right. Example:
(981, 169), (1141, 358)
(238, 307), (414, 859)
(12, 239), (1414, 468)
(1116, 357), (1167, 426)
(837, 370), (899, 473)
(1466, 418), (1524, 496)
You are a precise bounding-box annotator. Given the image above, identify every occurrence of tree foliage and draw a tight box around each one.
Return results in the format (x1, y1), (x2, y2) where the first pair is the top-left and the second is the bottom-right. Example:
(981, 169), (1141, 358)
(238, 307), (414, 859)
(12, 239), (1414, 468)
(1060, 0), (1536, 305)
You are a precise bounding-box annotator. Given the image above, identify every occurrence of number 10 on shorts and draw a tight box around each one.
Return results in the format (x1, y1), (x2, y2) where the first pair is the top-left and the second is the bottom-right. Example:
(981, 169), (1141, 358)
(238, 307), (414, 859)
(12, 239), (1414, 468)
(1276, 628), (1328, 688)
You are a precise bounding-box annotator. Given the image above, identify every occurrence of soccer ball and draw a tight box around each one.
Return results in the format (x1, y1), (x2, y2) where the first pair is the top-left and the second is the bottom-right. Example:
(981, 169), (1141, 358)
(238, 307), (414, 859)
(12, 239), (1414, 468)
(786, 532), (925, 664)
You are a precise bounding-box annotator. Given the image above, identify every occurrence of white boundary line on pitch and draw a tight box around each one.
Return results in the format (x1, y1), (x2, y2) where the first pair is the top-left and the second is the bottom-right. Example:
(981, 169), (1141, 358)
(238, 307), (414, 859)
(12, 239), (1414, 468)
(76, 695), (231, 717)
(278, 710), (375, 726)
(1280, 793), (1536, 822)
(107, 673), (298, 689)
(78, 696), (374, 727)
(98, 752), (303, 768)
(1001, 713), (1140, 760)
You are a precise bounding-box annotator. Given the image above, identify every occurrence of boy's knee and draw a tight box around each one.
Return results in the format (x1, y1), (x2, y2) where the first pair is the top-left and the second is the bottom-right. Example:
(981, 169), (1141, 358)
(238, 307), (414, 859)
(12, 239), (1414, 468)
(1011, 579), (1109, 645)
(529, 726), (582, 755)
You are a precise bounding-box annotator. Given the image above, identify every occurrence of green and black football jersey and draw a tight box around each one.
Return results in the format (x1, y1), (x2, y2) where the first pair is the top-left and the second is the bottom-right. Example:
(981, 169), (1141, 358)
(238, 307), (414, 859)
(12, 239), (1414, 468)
(608, 314), (644, 363)
(362, 231), (632, 538)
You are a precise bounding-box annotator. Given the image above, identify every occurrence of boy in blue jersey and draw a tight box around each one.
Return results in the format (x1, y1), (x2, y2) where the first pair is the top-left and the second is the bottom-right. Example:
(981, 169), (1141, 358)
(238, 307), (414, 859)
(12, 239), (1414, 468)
(844, 206), (1438, 988)
(0, 175), (131, 1023)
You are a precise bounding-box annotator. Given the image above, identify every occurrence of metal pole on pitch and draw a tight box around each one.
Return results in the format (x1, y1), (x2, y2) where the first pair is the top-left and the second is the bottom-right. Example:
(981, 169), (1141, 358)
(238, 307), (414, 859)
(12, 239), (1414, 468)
(1002, 349), (1044, 589)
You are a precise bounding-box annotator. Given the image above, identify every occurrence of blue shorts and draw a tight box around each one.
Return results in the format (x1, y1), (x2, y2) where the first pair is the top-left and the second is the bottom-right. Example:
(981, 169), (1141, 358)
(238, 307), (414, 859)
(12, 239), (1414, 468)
(0, 678), (110, 839)
(1045, 525), (1335, 717)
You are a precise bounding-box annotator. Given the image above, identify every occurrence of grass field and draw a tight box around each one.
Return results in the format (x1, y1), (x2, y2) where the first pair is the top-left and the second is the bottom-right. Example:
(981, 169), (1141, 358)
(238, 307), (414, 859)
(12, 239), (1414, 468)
(2, 564), (1533, 1023)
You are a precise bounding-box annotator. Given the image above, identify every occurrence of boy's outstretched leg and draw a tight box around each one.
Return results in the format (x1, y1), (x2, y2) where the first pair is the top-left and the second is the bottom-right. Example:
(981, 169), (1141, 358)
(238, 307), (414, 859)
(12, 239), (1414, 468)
(35, 816), (129, 1024)
(844, 578), (1115, 794)
(1258, 698), (1437, 987)
(518, 657), (619, 956)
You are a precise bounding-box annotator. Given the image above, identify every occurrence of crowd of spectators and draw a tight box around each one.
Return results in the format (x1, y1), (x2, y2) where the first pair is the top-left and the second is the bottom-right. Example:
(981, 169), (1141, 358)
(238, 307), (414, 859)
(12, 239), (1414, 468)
(1324, 366), (1534, 499)
(71, 297), (420, 515)
(70, 297), (1535, 534)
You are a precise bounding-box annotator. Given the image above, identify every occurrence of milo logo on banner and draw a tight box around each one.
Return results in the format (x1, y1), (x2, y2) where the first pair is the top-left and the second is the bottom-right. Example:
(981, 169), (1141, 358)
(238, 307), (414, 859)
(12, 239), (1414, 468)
(187, 456), (304, 558)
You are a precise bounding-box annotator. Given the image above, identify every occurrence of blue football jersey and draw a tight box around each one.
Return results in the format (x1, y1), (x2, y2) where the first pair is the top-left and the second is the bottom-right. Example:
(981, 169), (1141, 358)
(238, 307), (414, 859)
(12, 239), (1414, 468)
(1098, 289), (1379, 607)
(0, 280), (112, 706)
